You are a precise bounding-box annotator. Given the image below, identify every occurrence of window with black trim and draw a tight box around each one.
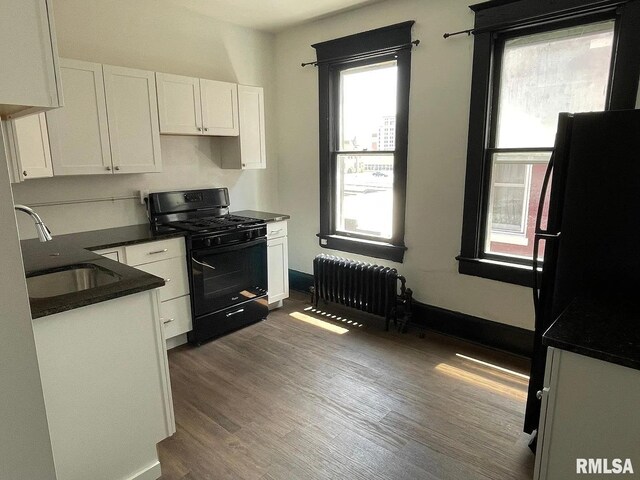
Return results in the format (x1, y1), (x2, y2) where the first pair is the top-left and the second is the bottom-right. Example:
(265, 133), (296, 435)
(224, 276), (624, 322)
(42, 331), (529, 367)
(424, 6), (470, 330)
(312, 22), (415, 263)
(458, 0), (640, 286)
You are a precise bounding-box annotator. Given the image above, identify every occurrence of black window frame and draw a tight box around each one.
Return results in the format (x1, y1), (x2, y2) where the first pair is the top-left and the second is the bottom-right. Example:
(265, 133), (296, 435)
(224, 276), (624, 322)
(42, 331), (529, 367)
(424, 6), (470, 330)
(313, 22), (414, 263)
(458, 0), (640, 286)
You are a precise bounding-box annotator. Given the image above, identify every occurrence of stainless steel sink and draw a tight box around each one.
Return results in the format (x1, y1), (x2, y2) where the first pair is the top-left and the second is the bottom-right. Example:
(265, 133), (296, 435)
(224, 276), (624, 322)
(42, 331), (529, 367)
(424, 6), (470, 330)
(27, 264), (122, 298)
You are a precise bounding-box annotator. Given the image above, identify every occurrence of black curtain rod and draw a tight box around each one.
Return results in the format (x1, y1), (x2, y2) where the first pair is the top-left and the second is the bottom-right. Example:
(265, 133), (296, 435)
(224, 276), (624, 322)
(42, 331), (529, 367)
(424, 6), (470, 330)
(301, 39), (420, 67)
(443, 2), (624, 39)
(443, 28), (476, 39)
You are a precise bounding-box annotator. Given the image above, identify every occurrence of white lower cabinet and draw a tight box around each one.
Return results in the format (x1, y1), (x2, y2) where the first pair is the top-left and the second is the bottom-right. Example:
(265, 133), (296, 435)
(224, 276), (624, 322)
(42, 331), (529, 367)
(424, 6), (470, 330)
(534, 347), (640, 480)
(94, 237), (192, 348)
(267, 221), (289, 306)
(160, 295), (192, 339)
(32, 289), (175, 480)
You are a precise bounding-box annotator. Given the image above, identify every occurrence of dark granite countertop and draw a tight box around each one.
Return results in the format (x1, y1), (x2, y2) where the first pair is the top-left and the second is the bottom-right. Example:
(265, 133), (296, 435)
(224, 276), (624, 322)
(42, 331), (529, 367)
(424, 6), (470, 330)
(20, 225), (183, 319)
(21, 224), (186, 252)
(233, 210), (290, 223)
(543, 297), (640, 371)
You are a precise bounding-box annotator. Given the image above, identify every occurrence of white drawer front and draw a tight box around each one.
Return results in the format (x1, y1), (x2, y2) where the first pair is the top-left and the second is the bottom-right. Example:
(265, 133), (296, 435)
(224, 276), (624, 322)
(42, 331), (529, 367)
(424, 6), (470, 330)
(267, 220), (287, 240)
(160, 295), (192, 339)
(135, 257), (189, 301)
(93, 247), (124, 263)
(125, 237), (186, 266)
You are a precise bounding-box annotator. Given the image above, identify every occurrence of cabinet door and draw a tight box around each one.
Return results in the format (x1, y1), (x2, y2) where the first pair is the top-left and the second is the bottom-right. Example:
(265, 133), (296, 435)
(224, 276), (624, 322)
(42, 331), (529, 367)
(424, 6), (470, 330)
(46, 59), (112, 175)
(156, 73), (202, 135)
(267, 235), (289, 304)
(200, 79), (239, 136)
(238, 85), (266, 169)
(0, 0), (62, 117)
(103, 65), (162, 174)
(8, 113), (53, 180)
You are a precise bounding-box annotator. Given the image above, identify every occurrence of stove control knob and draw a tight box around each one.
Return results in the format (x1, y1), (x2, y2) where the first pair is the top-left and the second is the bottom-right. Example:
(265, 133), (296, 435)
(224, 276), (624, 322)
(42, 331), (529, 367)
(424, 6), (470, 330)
(245, 231), (252, 240)
(205, 238), (212, 247)
(215, 237), (222, 245)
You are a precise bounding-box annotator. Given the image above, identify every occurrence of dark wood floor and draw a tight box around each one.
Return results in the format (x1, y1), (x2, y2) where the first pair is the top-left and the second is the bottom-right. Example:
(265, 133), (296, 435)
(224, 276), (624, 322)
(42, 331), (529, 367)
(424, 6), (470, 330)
(158, 292), (535, 480)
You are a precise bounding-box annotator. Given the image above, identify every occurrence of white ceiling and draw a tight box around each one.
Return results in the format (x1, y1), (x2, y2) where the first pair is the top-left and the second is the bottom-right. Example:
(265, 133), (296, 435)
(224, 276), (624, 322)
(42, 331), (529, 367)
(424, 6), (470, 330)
(164, 0), (386, 32)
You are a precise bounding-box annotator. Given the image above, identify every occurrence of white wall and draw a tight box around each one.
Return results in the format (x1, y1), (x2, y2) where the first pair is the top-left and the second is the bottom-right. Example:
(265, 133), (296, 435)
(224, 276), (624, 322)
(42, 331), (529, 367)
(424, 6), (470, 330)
(0, 125), (57, 479)
(13, 0), (278, 237)
(275, 0), (535, 330)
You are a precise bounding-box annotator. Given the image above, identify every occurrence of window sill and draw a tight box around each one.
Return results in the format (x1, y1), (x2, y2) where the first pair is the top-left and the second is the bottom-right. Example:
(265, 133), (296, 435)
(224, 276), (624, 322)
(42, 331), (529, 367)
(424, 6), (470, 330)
(317, 234), (406, 263)
(457, 255), (539, 287)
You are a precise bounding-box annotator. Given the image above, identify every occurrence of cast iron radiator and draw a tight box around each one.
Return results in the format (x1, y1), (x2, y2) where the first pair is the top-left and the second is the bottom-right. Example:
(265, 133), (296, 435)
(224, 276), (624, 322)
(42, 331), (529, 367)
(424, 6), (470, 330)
(312, 254), (413, 331)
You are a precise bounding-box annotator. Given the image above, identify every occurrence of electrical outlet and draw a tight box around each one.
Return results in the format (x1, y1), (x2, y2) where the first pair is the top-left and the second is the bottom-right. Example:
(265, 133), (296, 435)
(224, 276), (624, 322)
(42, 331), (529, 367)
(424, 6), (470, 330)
(139, 190), (149, 205)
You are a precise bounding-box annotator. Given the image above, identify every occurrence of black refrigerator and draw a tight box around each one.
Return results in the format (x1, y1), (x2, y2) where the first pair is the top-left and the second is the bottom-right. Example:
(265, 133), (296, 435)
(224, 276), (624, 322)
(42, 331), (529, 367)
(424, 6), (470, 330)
(524, 109), (640, 437)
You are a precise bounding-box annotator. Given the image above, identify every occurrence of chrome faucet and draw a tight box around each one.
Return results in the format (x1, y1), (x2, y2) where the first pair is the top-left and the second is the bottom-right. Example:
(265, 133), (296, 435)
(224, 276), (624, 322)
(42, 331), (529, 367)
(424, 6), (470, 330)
(14, 204), (53, 242)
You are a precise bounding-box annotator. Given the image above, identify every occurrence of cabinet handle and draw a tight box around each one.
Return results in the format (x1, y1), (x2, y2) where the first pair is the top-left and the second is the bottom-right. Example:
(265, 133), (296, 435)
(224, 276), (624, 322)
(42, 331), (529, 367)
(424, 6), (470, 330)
(536, 390), (543, 400)
(164, 278), (171, 283)
(114, 166), (120, 171)
(23, 171), (28, 177)
(106, 166), (111, 171)
(162, 318), (175, 324)
(147, 249), (168, 255)
(204, 127), (209, 132)
(242, 163), (246, 167)
(197, 127), (202, 132)
(226, 308), (245, 317)
(270, 228), (283, 235)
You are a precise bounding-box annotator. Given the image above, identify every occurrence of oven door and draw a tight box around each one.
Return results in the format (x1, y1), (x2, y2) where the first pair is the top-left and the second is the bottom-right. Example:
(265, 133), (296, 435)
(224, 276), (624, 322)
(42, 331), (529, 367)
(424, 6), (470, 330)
(190, 238), (267, 317)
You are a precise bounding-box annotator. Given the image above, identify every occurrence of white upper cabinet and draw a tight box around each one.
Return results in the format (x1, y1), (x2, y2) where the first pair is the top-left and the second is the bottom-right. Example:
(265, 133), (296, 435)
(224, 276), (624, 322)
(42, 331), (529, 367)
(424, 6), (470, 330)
(0, 0), (62, 118)
(103, 65), (162, 173)
(156, 73), (239, 137)
(47, 59), (162, 176)
(156, 73), (202, 135)
(200, 80), (239, 136)
(221, 85), (266, 169)
(46, 59), (112, 175)
(6, 113), (53, 181)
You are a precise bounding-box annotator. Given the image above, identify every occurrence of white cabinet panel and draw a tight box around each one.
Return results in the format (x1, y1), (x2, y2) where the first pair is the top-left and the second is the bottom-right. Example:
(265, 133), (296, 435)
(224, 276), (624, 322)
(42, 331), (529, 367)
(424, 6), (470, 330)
(535, 348), (640, 480)
(160, 295), (192, 339)
(156, 73), (202, 135)
(125, 237), (186, 266)
(7, 113), (53, 180)
(92, 246), (126, 263)
(134, 258), (189, 302)
(267, 221), (287, 240)
(47, 59), (112, 175)
(200, 79), (239, 136)
(268, 235), (289, 304)
(0, 0), (62, 117)
(103, 65), (162, 174)
(221, 85), (266, 169)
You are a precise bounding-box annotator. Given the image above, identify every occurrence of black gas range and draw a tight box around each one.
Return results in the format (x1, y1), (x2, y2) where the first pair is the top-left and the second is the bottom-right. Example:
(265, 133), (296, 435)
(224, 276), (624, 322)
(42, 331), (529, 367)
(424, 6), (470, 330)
(148, 188), (269, 344)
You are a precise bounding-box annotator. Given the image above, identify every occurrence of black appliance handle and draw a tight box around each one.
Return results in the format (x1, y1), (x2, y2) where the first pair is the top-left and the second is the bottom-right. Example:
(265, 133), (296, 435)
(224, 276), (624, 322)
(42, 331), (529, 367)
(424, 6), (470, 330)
(191, 237), (266, 258)
(532, 152), (559, 315)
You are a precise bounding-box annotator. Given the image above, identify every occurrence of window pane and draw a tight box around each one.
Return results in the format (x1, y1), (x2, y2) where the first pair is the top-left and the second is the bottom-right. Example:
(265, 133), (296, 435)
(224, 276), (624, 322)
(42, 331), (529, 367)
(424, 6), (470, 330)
(340, 61), (397, 151)
(336, 154), (394, 239)
(485, 151), (551, 259)
(495, 21), (614, 148)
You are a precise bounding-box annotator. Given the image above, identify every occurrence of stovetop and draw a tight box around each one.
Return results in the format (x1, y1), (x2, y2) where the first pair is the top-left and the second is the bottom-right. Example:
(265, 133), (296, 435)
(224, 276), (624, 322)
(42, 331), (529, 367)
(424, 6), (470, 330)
(164, 214), (263, 234)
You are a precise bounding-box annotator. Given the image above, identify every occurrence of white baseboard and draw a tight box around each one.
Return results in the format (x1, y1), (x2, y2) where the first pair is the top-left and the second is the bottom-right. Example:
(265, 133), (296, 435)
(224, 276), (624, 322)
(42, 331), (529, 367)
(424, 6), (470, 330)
(166, 333), (188, 350)
(268, 299), (284, 310)
(125, 461), (162, 480)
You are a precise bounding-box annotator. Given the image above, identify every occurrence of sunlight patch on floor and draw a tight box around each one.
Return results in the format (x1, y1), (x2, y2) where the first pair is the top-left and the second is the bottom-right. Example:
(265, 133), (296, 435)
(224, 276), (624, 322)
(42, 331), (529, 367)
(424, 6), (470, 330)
(455, 353), (530, 380)
(289, 311), (349, 334)
(435, 363), (527, 401)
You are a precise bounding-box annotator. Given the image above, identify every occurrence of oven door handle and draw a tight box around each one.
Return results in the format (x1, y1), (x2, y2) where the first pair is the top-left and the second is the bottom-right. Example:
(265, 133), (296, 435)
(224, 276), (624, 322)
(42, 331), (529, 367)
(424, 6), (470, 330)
(192, 257), (217, 270)
(192, 237), (266, 257)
